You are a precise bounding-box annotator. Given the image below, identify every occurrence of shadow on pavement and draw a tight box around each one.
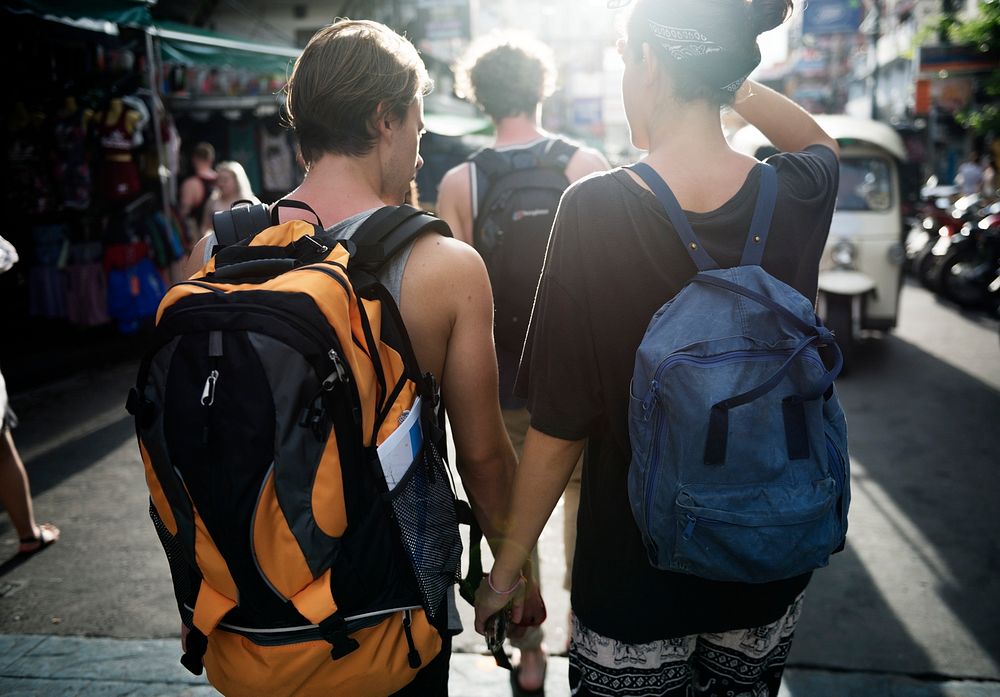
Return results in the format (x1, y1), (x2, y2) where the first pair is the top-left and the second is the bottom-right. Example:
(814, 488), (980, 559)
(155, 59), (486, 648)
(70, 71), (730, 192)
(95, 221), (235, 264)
(789, 333), (1000, 680)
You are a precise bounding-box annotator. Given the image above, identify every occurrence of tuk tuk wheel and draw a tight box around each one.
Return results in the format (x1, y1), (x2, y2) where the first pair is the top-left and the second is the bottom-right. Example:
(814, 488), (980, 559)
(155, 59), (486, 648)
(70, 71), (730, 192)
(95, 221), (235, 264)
(825, 294), (855, 370)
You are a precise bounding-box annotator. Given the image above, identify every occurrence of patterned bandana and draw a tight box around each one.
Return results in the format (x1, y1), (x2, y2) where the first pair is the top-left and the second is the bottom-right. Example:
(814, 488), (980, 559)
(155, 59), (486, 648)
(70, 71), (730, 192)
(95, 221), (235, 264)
(647, 19), (753, 93)
(609, 0), (759, 94)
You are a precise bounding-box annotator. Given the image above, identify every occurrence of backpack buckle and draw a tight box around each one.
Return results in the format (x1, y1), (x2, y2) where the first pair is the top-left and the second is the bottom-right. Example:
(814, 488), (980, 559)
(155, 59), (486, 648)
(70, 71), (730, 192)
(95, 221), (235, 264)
(317, 615), (360, 661)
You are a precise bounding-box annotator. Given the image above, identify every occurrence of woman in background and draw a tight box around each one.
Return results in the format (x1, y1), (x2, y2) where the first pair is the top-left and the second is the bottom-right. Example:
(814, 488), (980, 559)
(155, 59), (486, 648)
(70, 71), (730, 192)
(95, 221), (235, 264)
(200, 161), (260, 235)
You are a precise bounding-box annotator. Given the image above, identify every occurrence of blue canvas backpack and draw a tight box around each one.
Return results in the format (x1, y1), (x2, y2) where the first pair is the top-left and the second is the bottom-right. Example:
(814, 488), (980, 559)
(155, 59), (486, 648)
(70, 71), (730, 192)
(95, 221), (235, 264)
(626, 162), (850, 584)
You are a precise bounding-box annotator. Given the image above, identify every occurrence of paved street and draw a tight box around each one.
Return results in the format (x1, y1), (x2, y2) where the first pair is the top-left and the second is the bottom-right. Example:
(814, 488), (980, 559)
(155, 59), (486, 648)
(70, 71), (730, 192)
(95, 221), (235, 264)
(1, 280), (998, 695)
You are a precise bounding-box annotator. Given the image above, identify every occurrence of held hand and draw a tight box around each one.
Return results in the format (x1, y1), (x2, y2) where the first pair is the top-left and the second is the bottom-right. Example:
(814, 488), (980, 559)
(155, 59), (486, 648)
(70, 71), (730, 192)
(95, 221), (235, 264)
(474, 570), (525, 635)
(508, 573), (546, 638)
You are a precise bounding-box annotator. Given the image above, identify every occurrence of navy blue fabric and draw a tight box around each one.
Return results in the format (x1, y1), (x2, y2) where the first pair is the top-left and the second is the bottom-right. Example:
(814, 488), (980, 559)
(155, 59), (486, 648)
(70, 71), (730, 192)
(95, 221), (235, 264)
(740, 164), (778, 266)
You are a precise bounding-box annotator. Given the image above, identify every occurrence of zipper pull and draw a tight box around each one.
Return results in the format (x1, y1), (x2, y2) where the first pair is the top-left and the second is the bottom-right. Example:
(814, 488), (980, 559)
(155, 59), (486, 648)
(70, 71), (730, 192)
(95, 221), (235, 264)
(682, 514), (697, 541)
(322, 349), (349, 390)
(642, 380), (659, 421)
(201, 370), (219, 407)
(402, 609), (421, 669)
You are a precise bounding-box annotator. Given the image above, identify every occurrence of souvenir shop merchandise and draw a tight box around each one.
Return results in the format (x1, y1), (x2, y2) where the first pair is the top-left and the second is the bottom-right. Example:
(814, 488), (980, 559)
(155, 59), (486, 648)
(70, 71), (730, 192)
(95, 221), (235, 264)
(51, 97), (93, 211)
(94, 97), (144, 203)
(7, 102), (54, 216)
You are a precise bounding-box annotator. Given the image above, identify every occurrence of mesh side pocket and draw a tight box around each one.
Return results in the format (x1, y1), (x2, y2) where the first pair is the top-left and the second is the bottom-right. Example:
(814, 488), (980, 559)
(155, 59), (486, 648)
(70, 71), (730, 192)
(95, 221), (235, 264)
(149, 500), (199, 624)
(389, 439), (462, 619)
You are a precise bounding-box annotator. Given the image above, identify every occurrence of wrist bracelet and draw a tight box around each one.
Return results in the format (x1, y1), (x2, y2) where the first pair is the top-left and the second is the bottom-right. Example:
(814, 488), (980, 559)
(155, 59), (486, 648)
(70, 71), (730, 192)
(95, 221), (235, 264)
(487, 570), (524, 596)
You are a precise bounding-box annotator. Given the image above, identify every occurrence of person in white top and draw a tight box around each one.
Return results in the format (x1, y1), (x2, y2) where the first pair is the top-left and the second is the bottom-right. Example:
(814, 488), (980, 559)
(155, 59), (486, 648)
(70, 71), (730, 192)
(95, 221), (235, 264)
(955, 151), (985, 196)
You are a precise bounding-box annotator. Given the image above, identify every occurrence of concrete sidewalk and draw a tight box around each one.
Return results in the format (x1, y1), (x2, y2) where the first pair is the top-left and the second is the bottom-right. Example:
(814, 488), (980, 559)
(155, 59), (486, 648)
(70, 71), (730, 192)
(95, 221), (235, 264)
(1, 635), (997, 697)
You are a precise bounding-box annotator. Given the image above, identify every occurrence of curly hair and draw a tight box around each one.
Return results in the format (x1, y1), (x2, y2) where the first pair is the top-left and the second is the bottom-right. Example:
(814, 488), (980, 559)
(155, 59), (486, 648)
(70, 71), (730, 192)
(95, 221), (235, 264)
(454, 33), (557, 122)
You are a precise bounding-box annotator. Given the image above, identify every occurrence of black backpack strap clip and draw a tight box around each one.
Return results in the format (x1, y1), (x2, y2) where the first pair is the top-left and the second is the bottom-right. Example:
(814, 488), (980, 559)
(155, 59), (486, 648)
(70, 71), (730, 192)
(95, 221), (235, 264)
(179, 624), (208, 675)
(318, 614), (361, 660)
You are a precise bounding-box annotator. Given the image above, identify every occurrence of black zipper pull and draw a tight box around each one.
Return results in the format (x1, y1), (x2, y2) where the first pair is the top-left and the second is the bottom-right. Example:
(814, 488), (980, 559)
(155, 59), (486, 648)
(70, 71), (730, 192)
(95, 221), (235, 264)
(402, 609), (421, 669)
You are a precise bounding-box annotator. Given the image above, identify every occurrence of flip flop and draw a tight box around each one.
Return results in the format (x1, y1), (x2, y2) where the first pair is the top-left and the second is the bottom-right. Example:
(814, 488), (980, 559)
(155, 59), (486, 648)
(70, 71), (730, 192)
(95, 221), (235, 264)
(17, 523), (59, 556)
(510, 661), (546, 697)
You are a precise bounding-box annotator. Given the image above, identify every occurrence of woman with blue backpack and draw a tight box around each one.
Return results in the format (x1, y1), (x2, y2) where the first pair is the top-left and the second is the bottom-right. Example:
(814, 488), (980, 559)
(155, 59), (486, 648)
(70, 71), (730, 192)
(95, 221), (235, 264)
(475, 1), (846, 695)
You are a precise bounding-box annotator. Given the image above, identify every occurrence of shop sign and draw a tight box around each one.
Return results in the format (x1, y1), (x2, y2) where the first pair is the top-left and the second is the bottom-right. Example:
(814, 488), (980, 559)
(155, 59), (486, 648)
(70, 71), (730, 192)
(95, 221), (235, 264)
(915, 76), (974, 115)
(917, 44), (999, 78)
(802, 0), (864, 35)
(415, 0), (470, 42)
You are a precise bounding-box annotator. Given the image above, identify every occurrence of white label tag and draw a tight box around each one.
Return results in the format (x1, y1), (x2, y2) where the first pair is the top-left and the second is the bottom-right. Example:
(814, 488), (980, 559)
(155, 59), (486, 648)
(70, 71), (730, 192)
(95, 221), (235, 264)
(376, 397), (423, 492)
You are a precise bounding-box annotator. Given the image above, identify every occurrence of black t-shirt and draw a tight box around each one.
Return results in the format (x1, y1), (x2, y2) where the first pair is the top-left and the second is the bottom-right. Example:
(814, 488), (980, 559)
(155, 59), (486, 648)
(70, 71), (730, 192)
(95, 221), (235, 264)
(516, 145), (840, 642)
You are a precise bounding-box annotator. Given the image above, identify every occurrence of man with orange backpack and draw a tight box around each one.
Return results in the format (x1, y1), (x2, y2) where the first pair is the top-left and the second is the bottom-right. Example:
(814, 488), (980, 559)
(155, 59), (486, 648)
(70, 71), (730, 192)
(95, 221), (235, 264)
(133, 20), (532, 696)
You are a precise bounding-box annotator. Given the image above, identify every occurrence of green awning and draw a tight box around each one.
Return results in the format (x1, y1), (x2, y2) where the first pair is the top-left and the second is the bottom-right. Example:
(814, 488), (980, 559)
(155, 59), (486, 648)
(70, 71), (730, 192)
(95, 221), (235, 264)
(153, 21), (299, 75)
(2, 0), (153, 27)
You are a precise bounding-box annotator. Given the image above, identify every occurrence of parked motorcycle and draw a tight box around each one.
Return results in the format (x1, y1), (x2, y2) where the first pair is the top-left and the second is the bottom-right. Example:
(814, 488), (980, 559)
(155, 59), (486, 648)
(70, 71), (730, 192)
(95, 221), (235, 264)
(909, 193), (984, 291)
(935, 202), (1000, 315)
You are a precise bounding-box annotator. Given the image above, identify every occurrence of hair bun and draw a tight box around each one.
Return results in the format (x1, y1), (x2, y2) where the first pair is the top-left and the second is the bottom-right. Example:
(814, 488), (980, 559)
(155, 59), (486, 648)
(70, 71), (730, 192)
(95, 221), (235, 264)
(750, 0), (793, 36)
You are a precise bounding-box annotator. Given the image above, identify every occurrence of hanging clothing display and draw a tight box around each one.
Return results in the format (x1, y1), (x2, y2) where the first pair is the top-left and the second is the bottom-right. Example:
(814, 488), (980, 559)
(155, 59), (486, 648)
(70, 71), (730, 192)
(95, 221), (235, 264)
(96, 101), (142, 202)
(52, 106), (92, 210)
(259, 127), (295, 193)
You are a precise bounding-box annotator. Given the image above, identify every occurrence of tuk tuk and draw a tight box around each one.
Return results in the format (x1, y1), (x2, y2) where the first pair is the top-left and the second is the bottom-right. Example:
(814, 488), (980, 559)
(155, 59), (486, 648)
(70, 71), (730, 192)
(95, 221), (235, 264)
(731, 115), (908, 365)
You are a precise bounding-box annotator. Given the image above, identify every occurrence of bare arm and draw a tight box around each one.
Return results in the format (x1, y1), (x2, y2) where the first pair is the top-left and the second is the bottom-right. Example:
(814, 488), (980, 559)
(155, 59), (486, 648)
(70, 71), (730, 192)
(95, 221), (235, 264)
(436, 164), (474, 245)
(474, 427), (585, 632)
(733, 80), (840, 158)
(434, 241), (516, 548)
(178, 177), (202, 220)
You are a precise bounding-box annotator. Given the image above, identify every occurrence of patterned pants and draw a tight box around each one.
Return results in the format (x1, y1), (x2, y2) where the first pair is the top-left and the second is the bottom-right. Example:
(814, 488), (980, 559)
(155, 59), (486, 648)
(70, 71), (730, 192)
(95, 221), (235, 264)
(568, 594), (804, 697)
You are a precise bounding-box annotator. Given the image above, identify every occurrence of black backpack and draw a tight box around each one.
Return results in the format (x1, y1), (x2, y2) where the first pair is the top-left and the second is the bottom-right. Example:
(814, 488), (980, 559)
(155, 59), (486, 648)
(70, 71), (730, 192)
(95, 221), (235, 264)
(471, 138), (578, 354)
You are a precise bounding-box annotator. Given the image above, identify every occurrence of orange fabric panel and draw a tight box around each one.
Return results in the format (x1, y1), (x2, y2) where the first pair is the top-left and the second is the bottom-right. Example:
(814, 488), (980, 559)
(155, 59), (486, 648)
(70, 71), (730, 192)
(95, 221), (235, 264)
(203, 609), (442, 697)
(289, 570), (338, 624)
(248, 220), (317, 247)
(139, 441), (177, 535)
(312, 438), (348, 538)
(373, 336), (417, 446)
(252, 469), (314, 599)
(194, 581), (238, 636)
(190, 505), (239, 602)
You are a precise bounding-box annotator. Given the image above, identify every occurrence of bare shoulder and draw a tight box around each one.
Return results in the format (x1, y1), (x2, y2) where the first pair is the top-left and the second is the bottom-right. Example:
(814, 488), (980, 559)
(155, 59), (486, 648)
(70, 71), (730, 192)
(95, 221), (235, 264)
(566, 145), (611, 183)
(406, 233), (488, 290)
(438, 162), (473, 204)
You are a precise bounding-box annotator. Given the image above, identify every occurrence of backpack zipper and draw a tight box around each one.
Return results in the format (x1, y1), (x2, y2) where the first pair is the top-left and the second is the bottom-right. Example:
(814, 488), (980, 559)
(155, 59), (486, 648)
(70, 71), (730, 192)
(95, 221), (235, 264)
(402, 608), (422, 669)
(642, 349), (826, 537)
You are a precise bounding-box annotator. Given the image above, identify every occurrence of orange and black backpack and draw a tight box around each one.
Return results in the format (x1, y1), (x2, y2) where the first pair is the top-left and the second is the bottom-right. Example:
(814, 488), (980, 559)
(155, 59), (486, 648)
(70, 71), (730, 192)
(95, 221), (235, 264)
(127, 202), (471, 696)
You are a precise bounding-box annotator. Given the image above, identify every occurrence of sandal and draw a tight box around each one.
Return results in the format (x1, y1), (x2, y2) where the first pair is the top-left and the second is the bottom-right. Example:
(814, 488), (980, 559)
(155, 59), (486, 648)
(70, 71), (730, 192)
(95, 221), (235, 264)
(17, 523), (59, 556)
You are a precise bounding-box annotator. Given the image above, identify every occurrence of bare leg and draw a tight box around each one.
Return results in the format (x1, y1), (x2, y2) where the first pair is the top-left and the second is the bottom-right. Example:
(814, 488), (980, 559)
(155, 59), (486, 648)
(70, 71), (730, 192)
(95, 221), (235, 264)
(0, 428), (58, 552)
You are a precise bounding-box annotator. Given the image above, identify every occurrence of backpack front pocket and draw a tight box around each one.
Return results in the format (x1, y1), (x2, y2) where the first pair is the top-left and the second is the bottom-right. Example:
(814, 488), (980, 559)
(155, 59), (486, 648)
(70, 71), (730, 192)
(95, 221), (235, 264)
(671, 479), (839, 583)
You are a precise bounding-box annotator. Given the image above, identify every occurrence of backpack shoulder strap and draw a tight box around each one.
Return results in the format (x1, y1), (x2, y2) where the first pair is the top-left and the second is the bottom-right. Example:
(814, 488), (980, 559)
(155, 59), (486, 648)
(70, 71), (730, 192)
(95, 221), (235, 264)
(739, 164), (778, 267)
(628, 162), (720, 272)
(348, 205), (452, 275)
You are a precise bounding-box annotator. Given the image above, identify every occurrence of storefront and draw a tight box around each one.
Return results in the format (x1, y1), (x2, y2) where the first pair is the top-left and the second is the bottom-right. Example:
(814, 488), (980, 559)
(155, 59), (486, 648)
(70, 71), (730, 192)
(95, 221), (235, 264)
(0, 1), (303, 390)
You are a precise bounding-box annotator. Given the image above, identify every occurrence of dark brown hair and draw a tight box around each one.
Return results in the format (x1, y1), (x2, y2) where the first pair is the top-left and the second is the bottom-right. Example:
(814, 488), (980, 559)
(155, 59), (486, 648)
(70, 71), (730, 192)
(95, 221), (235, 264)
(285, 19), (432, 164)
(455, 34), (557, 122)
(627, 0), (793, 106)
